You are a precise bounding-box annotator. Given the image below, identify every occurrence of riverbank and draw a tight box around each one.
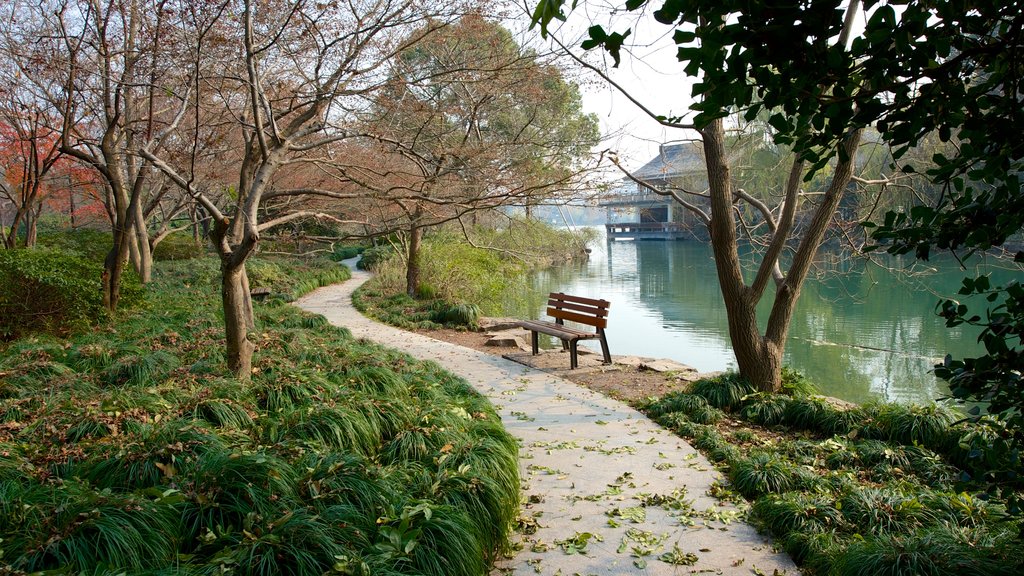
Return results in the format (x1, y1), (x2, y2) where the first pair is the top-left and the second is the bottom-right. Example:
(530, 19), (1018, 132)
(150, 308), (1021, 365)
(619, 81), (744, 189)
(411, 324), (702, 404)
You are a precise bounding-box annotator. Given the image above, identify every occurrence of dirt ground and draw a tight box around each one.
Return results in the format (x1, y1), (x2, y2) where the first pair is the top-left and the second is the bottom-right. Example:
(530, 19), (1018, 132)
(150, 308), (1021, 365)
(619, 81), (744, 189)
(414, 326), (703, 404)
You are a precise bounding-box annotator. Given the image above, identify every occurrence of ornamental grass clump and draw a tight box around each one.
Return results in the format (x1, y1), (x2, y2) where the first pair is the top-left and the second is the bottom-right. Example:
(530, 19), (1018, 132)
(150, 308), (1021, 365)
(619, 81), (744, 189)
(730, 452), (799, 499)
(740, 393), (791, 426)
(689, 373), (756, 411)
(868, 402), (959, 449)
(831, 524), (1021, 576)
(0, 255), (518, 575)
(646, 367), (1023, 576)
(752, 491), (846, 536)
(648, 392), (723, 424)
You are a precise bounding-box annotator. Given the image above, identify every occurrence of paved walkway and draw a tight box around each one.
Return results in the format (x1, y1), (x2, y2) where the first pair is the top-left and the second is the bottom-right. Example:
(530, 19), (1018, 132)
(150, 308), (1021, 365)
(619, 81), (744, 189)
(296, 262), (797, 576)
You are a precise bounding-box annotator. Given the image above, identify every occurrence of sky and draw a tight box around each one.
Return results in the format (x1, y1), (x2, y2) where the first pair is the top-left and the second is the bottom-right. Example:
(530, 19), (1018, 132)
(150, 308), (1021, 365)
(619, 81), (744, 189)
(510, 1), (870, 172)
(506, 1), (699, 171)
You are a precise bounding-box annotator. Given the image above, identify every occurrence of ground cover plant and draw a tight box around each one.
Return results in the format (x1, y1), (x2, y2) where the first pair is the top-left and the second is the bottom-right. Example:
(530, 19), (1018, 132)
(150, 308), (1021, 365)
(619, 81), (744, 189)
(644, 373), (1024, 576)
(1, 230), (145, 342)
(0, 255), (519, 575)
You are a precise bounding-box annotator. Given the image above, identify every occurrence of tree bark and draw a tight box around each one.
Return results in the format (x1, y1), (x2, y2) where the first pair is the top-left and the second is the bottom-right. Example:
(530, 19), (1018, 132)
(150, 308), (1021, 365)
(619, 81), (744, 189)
(702, 116), (864, 392)
(702, 117), (785, 391)
(406, 220), (422, 297)
(102, 225), (130, 311)
(221, 260), (255, 376)
(132, 194), (153, 282)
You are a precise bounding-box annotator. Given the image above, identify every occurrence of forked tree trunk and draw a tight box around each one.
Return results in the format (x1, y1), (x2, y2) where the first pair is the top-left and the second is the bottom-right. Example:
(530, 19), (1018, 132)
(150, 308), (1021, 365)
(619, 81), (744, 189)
(702, 117), (863, 392)
(132, 198), (153, 282)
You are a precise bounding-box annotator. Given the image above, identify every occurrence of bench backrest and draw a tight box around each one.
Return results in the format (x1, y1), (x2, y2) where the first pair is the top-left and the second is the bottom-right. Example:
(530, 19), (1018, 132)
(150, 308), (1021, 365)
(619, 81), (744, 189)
(546, 292), (610, 330)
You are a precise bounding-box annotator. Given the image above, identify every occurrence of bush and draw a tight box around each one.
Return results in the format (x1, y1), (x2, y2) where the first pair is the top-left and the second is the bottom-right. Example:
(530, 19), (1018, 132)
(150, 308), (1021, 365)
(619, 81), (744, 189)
(152, 233), (206, 261)
(0, 248), (118, 340)
(329, 244), (365, 262)
(36, 227), (113, 261)
(359, 245), (396, 271)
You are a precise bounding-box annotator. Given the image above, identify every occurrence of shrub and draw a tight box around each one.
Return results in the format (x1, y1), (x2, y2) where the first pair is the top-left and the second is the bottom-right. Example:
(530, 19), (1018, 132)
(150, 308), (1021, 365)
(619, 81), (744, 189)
(330, 244), (365, 262)
(36, 226), (113, 261)
(359, 245), (396, 270)
(152, 234), (206, 261)
(1, 248), (110, 340)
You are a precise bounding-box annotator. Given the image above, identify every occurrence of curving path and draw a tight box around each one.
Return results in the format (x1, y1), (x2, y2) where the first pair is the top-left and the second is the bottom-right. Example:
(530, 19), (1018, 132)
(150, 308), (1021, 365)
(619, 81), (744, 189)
(295, 261), (797, 576)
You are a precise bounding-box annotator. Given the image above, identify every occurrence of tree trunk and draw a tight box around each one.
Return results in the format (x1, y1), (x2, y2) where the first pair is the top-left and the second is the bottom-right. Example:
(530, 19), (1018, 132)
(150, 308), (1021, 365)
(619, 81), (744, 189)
(406, 221), (422, 297)
(701, 117), (784, 392)
(24, 206), (38, 247)
(102, 226), (130, 311)
(132, 196), (153, 282)
(222, 259), (255, 377)
(702, 116), (863, 392)
(3, 208), (23, 249)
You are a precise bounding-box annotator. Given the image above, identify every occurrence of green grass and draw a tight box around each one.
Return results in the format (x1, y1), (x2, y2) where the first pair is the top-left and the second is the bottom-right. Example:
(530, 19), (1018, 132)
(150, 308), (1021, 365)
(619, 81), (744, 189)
(642, 374), (1024, 576)
(0, 254), (518, 575)
(355, 221), (593, 329)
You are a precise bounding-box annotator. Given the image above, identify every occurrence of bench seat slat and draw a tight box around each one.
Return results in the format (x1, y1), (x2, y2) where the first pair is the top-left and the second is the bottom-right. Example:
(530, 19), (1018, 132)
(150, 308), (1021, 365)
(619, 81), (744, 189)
(551, 292), (610, 308)
(546, 308), (608, 329)
(518, 319), (599, 340)
(546, 298), (610, 317)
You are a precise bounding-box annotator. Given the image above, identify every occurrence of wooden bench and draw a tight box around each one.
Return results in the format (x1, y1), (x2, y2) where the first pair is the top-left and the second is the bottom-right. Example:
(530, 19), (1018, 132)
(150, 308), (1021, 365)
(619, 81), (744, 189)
(517, 293), (611, 369)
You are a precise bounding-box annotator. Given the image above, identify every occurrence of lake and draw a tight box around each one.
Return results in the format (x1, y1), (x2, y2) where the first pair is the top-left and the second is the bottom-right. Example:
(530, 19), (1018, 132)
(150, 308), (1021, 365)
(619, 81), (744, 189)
(524, 227), (1020, 405)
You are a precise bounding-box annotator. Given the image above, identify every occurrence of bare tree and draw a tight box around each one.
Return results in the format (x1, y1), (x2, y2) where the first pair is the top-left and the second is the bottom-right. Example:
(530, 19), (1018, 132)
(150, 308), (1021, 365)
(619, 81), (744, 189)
(337, 15), (599, 296)
(144, 0), (472, 377)
(0, 96), (64, 249)
(3, 0), (198, 307)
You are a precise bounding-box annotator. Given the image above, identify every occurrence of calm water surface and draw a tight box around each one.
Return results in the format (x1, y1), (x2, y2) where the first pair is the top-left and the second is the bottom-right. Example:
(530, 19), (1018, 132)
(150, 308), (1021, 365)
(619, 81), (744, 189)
(523, 228), (1020, 405)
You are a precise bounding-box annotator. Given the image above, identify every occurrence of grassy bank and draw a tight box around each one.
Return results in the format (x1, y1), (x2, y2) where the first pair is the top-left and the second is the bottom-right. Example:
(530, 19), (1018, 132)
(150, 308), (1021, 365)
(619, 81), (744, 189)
(642, 372), (1023, 576)
(0, 254), (519, 575)
(355, 221), (594, 330)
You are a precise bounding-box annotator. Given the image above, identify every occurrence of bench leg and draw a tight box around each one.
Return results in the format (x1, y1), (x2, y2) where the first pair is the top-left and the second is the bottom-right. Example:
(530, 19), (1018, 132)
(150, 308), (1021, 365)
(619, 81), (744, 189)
(531, 331), (539, 356)
(569, 340), (579, 369)
(599, 331), (612, 365)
